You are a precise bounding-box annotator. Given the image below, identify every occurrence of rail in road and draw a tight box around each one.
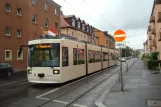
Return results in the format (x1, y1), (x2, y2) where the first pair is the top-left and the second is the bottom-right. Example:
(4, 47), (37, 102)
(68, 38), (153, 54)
(36, 59), (135, 107)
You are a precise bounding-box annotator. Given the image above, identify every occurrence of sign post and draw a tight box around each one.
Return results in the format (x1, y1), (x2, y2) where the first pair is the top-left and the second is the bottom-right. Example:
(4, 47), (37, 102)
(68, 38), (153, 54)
(114, 29), (126, 91)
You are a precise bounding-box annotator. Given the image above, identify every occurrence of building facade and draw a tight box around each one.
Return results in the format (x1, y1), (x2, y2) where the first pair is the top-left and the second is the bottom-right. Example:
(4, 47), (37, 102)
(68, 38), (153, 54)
(146, 0), (161, 59)
(61, 15), (99, 45)
(0, 0), (61, 71)
(143, 40), (149, 53)
(93, 28), (115, 49)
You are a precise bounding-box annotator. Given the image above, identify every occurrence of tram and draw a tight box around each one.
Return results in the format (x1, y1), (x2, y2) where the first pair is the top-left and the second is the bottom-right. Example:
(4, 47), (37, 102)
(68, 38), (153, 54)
(18, 36), (119, 83)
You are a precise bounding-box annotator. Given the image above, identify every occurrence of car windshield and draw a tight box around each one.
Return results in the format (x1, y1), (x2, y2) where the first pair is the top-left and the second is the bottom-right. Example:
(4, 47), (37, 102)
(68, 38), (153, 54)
(28, 43), (60, 67)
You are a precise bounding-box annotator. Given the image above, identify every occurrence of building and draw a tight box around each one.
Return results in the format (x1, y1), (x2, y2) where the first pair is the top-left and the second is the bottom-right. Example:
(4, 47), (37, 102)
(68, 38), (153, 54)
(143, 40), (149, 53)
(60, 15), (99, 45)
(146, 0), (161, 59)
(0, 0), (61, 71)
(93, 28), (115, 49)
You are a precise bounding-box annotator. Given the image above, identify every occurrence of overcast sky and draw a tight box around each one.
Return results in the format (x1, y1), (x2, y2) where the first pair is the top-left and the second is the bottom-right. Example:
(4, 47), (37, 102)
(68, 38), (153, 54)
(54, 0), (154, 49)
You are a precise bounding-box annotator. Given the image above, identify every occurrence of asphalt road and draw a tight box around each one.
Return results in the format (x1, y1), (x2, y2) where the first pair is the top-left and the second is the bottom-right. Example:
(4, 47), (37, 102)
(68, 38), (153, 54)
(0, 59), (135, 107)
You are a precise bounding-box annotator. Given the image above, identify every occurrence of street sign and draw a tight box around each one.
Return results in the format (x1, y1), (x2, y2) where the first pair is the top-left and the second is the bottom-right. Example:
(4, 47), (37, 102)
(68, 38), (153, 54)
(114, 30), (126, 42)
(115, 42), (125, 48)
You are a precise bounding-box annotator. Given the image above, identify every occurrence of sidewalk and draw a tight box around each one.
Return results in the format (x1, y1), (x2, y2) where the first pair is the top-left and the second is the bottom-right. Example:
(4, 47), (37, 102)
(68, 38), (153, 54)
(102, 59), (161, 107)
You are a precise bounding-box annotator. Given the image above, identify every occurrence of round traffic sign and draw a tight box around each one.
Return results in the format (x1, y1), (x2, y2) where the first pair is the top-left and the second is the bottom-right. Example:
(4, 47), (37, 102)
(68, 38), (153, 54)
(113, 30), (126, 42)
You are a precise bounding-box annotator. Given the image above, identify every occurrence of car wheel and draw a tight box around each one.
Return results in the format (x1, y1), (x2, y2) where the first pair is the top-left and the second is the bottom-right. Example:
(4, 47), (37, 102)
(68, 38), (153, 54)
(7, 71), (12, 77)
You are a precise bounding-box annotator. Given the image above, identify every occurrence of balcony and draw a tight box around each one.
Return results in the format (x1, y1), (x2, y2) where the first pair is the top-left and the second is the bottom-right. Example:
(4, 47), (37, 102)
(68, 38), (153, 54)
(149, 36), (152, 40)
(156, 0), (161, 5)
(157, 12), (161, 22)
(158, 32), (161, 41)
(150, 16), (155, 23)
(151, 28), (156, 34)
(152, 41), (157, 47)
(148, 25), (151, 31)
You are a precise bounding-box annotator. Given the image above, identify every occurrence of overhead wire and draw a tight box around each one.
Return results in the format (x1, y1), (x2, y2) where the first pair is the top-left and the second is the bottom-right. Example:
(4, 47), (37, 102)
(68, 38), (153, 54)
(82, 0), (117, 30)
(63, 0), (109, 30)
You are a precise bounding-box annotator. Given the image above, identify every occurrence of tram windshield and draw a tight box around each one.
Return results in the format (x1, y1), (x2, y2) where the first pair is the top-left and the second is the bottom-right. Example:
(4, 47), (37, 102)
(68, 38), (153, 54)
(28, 43), (60, 67)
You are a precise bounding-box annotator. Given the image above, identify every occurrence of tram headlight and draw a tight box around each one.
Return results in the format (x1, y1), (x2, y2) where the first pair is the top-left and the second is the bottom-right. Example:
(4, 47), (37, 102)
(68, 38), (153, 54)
(53, 70), (60, 74)
(28, 69), (32, 74)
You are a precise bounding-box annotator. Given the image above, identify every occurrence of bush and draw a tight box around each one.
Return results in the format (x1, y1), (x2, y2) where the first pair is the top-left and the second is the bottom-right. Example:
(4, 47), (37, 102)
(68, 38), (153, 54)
(148, 60), (161, 70)
(150, 52), (159, 60)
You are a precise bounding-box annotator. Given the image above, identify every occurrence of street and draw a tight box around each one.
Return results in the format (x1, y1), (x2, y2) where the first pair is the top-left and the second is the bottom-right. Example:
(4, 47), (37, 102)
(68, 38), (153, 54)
(0, 59), (134, 107)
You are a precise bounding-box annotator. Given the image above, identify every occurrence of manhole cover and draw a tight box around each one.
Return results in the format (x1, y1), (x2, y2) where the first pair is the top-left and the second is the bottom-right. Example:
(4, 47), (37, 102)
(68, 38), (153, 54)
(147, 100), (161, 106)
(151, 72), (160, 74)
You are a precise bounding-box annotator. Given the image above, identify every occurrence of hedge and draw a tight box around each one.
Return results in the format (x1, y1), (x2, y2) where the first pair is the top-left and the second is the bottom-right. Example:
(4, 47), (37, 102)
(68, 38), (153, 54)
(148, 60), (161, 70)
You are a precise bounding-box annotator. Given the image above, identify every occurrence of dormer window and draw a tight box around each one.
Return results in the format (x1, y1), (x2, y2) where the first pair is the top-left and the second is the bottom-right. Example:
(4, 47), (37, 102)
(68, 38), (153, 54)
(78, 22), (80, 28)
(87, 27), (89, 32)
(72, 19), (75, 26)
(82, 24), (85, 30)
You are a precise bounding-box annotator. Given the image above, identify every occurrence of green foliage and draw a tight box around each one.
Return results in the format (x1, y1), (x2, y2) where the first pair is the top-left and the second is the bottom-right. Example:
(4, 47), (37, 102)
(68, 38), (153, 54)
(148, 60), (161, 70)
(150, 52), (159, 60)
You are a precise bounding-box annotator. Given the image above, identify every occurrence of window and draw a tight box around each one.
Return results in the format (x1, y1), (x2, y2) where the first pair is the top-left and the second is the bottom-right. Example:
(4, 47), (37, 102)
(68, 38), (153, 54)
(78, 33), (80, 38)
(45, 19), (48, 27)
(95, 51), (101, 62)
(78, 49), (84, 64)
(62, 47), (68, 67)
(103, 52), (108, 61)
(55, 8), (57, 15)
(87, 27), (89, 32)
(72, 32), (74, 37)
(5, 50), (12, 61)
(78, 22), (80, 28)
(32, 14), (36, 23)
(55, 22), (58, 29)
(73, 48), (77, 65)
(5, 27), (11, 36)
(17, 8), (22, 16)
(82, 24), (85, 30)
(17, 29), (22, 37)
(5, 4), (11, 12)
(89, 50), (94, 63)
(32, 0), (36, 5)
(45, 3), (48, 11)
(72, 19), (75, 26)
(17, 50), (23, 60)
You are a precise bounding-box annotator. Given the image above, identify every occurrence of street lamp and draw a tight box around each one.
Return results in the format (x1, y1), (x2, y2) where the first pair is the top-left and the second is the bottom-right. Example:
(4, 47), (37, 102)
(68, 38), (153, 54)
(123, 41), (130, 58)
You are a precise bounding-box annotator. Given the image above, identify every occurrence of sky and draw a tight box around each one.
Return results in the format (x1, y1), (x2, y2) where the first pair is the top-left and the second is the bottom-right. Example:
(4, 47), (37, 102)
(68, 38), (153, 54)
(54, 0), (154, 49)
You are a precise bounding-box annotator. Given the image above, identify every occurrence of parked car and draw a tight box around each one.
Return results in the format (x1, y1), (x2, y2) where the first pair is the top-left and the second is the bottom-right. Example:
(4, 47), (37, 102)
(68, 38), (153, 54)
(119, 58), (126, 62)
(0, 63), (14, 77)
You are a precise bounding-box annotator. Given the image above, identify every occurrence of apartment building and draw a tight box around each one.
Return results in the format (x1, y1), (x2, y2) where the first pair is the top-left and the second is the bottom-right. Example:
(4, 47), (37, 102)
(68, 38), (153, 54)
(93, 28), (115, 49)
(143, 40), (149, 53)
(147, 0), (161, 59)
(61, 15), (99, 45)
(0, 0), (61, 71)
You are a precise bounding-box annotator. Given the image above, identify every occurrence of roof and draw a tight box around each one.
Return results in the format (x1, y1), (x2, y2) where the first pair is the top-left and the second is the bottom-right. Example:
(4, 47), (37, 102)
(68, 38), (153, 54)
(63, 15), (75, 18)
(48, 0), (61, 8)
(60, 16), (70, 27)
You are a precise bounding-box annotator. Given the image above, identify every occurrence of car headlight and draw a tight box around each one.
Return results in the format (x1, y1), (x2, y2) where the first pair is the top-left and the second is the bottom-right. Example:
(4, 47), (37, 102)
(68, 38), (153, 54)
(28, 69), (32, 74)
(53, 70), (60, 74)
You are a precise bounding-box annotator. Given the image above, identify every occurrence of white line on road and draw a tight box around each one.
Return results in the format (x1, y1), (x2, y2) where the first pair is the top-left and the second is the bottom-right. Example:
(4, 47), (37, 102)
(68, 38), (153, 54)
(73, 104), (88, 107)
(0, 79), (27, 87)
(53, 100), (68, 104)
(36, 88), (59, 98)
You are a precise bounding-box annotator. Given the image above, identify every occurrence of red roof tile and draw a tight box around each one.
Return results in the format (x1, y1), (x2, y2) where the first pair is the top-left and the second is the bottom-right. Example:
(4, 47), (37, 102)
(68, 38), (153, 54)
(61, 16), (70, 27)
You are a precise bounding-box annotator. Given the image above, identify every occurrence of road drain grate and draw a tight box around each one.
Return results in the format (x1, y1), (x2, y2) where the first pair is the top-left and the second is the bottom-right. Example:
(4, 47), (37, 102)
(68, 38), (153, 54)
(147, 100), (161, 106)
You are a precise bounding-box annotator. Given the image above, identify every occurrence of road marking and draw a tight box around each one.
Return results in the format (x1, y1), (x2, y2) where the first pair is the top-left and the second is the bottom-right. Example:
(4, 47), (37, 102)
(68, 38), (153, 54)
(73, 104), (88, 107)
(53, 100), (68, 104)
(0, 79), (27, 87)
(37, 97), (50, 101)
(36, 88), (59, 98)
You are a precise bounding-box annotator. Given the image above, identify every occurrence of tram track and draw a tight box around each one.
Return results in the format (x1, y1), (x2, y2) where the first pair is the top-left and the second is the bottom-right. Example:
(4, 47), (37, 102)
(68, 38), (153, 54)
(36, 60), (134, 107)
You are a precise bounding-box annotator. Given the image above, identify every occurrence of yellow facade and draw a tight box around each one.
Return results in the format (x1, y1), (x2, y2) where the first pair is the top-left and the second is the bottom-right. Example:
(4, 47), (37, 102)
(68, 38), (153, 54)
(93, 28), (105, 46)
(61, 27), (90, 42)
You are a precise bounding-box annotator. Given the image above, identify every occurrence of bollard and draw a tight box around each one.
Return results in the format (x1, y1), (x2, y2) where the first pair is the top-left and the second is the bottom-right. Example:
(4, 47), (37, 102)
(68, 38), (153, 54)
(120, 61), (123, 91)
(159, 63), (161, 73)
(126, 62), (128, 72)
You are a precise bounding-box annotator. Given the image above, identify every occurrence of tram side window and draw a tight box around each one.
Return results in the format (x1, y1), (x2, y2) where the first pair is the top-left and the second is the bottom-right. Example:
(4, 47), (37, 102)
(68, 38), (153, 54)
(88, 50), (93, 63)
(73, 48), (77, 65)
(103, 52), (108, 61)
(93, 51), (95, 63)
(62, 47), (68, 67)
(95, 51), (100, 62)
(78, 49), (85, 64)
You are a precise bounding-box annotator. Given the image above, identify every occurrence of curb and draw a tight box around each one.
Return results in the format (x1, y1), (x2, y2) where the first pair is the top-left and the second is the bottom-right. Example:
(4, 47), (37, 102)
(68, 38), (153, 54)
(95, 74), (119, 107)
